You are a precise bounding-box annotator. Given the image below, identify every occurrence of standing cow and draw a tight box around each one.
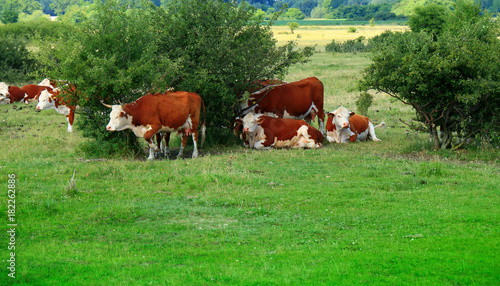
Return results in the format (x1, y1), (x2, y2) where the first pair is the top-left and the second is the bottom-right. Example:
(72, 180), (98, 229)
(6, 84), (53, 104)
(240, 77), (325, 135)
(104, 91), (205, 160)
(235, 113), (323, 149)
(37, 89), (77, 132)
(326, 106), (384, 143)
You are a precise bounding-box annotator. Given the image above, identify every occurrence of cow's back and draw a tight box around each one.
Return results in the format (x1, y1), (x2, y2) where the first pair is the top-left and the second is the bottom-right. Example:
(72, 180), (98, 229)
(253, 77), (324, 118)
(130, 92), (201, 128)
(259, 116), (323, 147)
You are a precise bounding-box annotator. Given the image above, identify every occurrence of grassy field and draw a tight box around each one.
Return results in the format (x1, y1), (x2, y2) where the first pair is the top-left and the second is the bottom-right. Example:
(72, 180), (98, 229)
(271, 25), (408, 51)
(1, 27), (499, 285)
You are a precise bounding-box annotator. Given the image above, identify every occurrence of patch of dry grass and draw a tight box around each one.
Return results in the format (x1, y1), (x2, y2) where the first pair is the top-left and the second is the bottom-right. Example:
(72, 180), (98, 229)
(271, 25), (408, 51)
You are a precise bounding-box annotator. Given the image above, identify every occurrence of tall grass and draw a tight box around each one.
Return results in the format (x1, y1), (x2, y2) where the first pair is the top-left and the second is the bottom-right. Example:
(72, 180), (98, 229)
(0, 31), (498, 285)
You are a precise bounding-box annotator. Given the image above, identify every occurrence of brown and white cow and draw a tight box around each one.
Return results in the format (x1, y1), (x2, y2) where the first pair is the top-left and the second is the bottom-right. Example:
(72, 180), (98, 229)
(104, 91), (206, 160)
(240, 77), (325, 135)
(235, 113), (323, 149)
(5, 84), (54, 104)
(326, 106), (384, 143)
(37, 89), (77, 132)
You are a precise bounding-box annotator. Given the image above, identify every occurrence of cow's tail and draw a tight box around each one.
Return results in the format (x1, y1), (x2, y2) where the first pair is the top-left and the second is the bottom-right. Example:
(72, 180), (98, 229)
(374, 121), (386, 129)
(200, 99), (206, 148)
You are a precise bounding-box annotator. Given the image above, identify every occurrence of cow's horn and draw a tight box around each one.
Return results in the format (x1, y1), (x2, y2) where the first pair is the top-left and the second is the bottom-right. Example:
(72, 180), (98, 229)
(101, 101), (112, 108)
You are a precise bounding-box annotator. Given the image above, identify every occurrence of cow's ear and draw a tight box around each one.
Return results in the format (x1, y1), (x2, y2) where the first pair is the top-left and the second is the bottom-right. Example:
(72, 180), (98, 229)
(349, 111), (355, 116)
(327, 112), (334, 117)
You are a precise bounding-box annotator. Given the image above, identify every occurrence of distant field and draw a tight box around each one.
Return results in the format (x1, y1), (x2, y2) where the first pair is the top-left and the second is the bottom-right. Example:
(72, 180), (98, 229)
(271, 24), (408, 51)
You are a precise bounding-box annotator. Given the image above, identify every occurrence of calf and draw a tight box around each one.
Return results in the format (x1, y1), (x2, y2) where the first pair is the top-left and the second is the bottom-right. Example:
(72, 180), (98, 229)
(326, 106), (384, 143)
(37, 89), (77, 132)
(104, 91), (205, 160)
(235, 113), (323, 149)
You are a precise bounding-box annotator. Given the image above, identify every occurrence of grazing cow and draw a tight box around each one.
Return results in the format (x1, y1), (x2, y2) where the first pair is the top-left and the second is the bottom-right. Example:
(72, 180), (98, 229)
(37, 89), (77, 132)
(6, 84), (53, 104)
(326, 106), (384, 143)
(241, 77), (325, 135)
(104, 91), (206, 160)
(235, 113), (323, 149)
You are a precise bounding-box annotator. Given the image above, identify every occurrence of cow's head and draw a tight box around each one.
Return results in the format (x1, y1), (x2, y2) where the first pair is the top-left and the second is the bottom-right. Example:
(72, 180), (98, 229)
(37, 90), (56, 110)
(104, 103), (131, 131)
(240, 113), (262, 135)
(0, 82), (8, 97)
(327, 106), (354, 130)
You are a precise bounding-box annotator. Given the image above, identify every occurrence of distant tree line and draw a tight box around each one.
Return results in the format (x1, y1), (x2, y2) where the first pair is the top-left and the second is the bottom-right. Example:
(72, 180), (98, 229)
(1, 0), (499, 24)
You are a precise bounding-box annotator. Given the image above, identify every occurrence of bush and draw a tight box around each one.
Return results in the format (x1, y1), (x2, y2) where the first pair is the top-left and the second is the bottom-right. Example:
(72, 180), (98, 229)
(0, 36), (36, 83)
(355, 92), (373, 116)
(325, 36), (368, 53)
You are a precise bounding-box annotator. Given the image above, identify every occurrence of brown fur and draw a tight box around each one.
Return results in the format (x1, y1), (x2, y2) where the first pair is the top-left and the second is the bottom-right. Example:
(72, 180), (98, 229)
(257, 116), (323, 148)
(247, 77), (325, 126)
(7, 84), (53, 103)
(123, 91), (205, 147)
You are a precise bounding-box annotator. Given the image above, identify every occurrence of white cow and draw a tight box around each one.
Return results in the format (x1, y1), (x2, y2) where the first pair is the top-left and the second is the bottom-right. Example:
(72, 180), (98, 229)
(326, 106), (384, 143)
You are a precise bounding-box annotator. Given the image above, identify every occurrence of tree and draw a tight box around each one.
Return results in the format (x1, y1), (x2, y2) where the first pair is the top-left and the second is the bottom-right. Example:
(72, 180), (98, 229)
(408, 3), (449, 38)
(281, 7), (306, 19)
(391, 0), (453, 16)
(22, 0), (42, 14)
(360, 0), (500, 149)
(35, 0), (313, 156)
(288, 21), (299, 33)
(1, 0), (21, 23)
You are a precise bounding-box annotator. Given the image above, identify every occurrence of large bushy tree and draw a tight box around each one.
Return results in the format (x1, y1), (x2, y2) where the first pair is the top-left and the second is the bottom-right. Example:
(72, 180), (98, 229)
(360, 0), (500, 149)
(34, 0), (313, 156)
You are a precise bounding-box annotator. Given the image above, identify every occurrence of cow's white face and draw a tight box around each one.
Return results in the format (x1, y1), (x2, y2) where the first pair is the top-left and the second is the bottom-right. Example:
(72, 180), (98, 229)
(329, 106), (353, 130)
(106, 105), (132, 131)
(0, 82), (7, 97)
(240, 113), (262, 135)
(37, 90), (55, 110)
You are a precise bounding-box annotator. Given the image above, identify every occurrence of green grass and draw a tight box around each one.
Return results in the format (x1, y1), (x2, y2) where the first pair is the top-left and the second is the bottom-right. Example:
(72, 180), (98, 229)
(1, 52), (499, 285)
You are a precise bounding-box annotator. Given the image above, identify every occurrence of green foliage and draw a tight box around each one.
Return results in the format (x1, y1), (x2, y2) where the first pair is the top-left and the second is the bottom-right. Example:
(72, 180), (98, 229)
(355, 91), (373, 116)
(281, 7), (305, 20)
(408, 3), (449, 37)
(287, 21), (299, 33)
(328, 3), (405, 21)
(392, 0), (454, 16)
(360, 0), (500, 149)
(348, 26), (356, 33)
(0, 36), (35, 82)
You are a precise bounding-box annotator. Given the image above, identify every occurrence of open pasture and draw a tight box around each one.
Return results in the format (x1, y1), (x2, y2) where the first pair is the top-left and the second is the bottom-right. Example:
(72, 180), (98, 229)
(0, 34), (499, 284)
(271, 25), (408, 51)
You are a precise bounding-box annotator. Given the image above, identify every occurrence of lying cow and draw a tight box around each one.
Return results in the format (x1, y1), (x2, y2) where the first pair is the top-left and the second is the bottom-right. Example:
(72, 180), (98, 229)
(104, 91), (205, 160)
(6, 84), (53, 104)
(37, 89), (77, 132)
(235, 113), (323, 149)
(326, 106), (384, 143)
(240, 77), (325, 135)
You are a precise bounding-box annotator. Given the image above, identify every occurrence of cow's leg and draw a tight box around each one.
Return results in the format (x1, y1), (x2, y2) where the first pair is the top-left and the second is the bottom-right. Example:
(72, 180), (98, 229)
(66, 109), (75, 132)
(177, 134), (188, 158)
(191, 131), (199, 158)
(144, 126), (161, 160)
(155, 133), (164, 158)
(164, 133), (171, 156)
(317, 109), (326, 135)
(368, 122), (381, 142)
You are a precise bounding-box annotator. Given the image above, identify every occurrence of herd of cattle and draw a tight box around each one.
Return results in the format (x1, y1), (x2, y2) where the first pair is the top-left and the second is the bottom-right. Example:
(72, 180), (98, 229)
(0, 77), (384, 160)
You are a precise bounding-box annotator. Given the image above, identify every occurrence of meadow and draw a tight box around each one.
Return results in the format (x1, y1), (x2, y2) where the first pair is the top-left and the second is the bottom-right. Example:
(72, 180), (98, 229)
(0, 25), (499, 285)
